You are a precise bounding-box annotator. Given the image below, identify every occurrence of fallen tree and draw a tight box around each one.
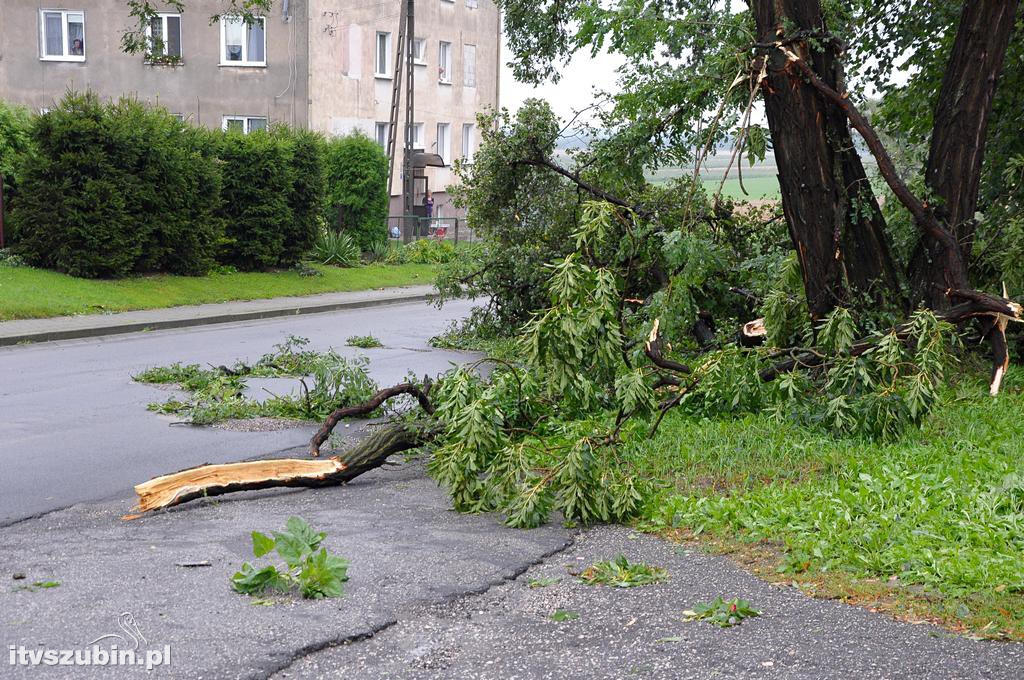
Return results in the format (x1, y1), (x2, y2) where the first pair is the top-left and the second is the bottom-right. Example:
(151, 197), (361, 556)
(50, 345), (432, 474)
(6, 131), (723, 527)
(125, 0), (1023, 525)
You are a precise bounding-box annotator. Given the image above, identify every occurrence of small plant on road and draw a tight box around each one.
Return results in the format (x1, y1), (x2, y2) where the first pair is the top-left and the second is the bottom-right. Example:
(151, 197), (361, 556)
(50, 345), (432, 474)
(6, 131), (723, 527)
(578, 555), (668, 588)
(683, 597), (760, 628)
(529, 576), (561, 588)
(346, 334), (384, 349)
(549, 609), (579, 622)
(232, 516), (349, 600)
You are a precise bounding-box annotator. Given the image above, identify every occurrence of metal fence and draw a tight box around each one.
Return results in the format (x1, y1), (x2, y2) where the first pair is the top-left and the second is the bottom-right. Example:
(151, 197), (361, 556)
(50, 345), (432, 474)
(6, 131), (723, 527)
(385, 216), (480, 243)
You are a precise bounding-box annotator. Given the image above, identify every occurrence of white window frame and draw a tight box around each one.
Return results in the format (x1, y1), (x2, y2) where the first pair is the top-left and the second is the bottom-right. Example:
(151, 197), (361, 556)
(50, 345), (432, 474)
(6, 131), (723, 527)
(375, 32), (392, 78)
(436, 122), (451, 165)
(408, 122), (425, 150)
(462, 123), (475, 163)
(145, 13), (183, 62)
(222, 116), (268, 134)
(412, 38), (427, 65)
(463, 44), (476, 88)
(375, 122), (390, 148)
(438, 41), (452, 84)
(220, 16), (266, 67)
(466, 0), (478, 8)
(39, 10), (86, 62)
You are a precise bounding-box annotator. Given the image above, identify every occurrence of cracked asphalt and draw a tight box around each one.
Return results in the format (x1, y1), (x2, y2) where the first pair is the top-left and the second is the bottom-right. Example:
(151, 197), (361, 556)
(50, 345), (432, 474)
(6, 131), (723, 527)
(3, 454), (1022, 679)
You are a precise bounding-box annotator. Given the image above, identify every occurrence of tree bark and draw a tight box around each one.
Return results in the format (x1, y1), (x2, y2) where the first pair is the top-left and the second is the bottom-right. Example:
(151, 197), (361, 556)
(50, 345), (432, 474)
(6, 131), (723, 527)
(751, 0), (900, 320)
(909, 0), (1020, 309)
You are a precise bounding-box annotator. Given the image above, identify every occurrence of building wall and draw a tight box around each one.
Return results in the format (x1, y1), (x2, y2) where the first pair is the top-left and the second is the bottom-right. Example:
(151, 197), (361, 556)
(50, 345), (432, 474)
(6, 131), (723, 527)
(307, 0), (500, 216)
(0, 1), (309, 129)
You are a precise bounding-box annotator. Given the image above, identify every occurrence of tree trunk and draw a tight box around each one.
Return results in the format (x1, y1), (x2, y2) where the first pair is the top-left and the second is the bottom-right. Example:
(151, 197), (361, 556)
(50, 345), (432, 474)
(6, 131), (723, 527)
(909, 0), (1020, 309)
(752, 0), (900, 320)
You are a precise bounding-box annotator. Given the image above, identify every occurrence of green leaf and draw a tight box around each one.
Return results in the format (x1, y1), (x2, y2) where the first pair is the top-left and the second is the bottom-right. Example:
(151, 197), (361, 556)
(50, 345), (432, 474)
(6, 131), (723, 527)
(273, 531), (313, 568)
(549, 609), (579, 622)
(231, 563), (289, 595)
(251, 531), (275, 558)
(32, 580), (60, 589)
(286, 516), (325, 552)
(299, 548), (350, 599)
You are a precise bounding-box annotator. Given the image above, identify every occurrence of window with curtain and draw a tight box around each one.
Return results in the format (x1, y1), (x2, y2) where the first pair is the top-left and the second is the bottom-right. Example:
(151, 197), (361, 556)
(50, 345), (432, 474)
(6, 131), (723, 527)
(221, 16), (266, 65)
(40, 10), (85, 61)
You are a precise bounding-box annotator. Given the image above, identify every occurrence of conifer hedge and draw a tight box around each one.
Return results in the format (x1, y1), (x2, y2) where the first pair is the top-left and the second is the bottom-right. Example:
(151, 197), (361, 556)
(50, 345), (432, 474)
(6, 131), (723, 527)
(2, 92), (385, 279)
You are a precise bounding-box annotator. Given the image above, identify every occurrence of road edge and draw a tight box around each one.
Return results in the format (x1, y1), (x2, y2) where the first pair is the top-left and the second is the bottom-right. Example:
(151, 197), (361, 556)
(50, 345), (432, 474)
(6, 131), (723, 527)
(0, 292), (435, 347)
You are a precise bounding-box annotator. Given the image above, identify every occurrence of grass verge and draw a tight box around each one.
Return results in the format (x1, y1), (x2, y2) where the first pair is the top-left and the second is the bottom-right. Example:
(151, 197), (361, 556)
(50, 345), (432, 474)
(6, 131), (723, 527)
(0, 263), (435, 321)
(633, 370), (1024, 639)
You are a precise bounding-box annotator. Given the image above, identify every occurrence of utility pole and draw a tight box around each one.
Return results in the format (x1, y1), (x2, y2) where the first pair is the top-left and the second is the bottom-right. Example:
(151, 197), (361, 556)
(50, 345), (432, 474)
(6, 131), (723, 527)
(0, 175), (5, 250)
(386, 0), (417, 243)
(402, 0), (416, 243)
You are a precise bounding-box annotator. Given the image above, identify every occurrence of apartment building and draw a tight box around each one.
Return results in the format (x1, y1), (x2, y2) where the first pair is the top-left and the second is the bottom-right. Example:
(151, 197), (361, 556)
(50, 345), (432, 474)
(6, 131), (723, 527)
(0, 0), (500, 216)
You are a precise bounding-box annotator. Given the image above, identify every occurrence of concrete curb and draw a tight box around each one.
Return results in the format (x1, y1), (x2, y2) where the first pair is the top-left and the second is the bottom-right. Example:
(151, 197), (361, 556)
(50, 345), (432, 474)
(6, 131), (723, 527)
(0, 289), (435, 347)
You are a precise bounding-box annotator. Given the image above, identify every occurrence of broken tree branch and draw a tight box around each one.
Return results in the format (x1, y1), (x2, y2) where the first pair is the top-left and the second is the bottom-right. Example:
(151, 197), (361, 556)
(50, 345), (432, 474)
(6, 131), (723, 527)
(309, 380), (434, 456)
(126, 423), (433, 517)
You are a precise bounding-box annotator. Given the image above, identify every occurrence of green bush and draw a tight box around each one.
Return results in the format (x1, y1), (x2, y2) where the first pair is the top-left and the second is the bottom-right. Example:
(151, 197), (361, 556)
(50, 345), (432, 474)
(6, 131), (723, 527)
(11, 92), (221, 277)
(216, 129), (295, 271)
(0, 100), (32, 208)
(322, 132), (389, 251)
(274, 127), (325, 265)
(312, 228), (360, 267)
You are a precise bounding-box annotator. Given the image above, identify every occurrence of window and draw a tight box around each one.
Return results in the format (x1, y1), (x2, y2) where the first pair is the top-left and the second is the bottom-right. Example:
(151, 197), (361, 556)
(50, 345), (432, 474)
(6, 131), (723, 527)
(146, 13), (182, 61)
(436, 123), (451, 165)
(438, 41), (452, 84)
(408, 122), (425, 149)
(413, 38), (427, 65)
(375, 122), (390, 148)
(375, 32), (392, 77)
(223, 116), (268, 134)
(462, 123), (475, 162)
(40, 10), (86, 61)
(463, 45), (476, 87)
(466, 0), (478, 8)
(221, 16), (265, 66)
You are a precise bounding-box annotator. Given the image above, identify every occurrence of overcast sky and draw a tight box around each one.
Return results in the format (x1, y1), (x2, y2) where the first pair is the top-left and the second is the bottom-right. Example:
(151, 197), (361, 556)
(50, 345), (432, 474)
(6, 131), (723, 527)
(499, 36), (625, 125)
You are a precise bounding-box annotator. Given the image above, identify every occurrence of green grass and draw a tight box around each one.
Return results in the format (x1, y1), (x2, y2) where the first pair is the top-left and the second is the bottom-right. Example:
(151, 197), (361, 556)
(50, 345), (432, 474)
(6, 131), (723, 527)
(0, 263), (435, 321)
(634, 369), (1024, 638)
(646, 167), (780, 199)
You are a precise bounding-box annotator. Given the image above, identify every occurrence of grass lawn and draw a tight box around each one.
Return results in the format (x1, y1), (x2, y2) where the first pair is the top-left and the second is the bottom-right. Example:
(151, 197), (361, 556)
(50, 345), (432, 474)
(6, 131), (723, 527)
(0, 263), (436, 321)
(632, 368), (1024, 639)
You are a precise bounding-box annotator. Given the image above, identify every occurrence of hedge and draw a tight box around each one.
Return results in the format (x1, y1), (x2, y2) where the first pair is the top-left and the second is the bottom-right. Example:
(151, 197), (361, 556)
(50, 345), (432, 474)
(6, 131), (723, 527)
(3, 92), (391, 278)
(323, 132), (389, 251)
(11, 93), (222, 277)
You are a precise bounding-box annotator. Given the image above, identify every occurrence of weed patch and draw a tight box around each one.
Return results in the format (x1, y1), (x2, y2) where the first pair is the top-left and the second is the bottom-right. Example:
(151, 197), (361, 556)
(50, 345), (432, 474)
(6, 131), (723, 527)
(578, 555), (668, 588)
(683, 597), (760, 627)
(232, 517), (349, 600)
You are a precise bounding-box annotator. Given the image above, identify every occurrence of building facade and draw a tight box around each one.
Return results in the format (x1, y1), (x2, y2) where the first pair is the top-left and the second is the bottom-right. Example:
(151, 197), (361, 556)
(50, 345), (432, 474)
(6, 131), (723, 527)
(0, 0), (499, 216)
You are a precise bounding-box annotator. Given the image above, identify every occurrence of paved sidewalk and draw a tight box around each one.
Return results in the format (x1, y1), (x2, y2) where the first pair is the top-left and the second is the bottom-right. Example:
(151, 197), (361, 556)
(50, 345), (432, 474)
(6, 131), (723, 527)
(0, 284), (435, 346)
(2, 458), (1020, 679)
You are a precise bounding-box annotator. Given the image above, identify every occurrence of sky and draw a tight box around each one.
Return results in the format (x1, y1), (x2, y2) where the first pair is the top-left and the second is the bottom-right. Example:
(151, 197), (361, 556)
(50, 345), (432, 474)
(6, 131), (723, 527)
(499, 36), (625, 125)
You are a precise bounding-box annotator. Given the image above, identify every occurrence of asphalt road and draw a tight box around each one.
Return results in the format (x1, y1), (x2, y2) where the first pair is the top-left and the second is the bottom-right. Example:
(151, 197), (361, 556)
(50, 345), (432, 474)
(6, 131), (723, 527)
(2, 460), (1020, 679)
(0, 298), (478, 525)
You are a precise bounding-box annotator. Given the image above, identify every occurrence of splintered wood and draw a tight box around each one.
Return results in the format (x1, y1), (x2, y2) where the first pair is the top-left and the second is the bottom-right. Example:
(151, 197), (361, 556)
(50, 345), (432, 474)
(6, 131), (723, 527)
(127, 458), (348, 516)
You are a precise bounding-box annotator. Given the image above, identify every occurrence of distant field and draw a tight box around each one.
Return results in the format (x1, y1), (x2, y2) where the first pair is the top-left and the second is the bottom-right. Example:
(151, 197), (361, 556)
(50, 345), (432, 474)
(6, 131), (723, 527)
(647, 157), (781, 200)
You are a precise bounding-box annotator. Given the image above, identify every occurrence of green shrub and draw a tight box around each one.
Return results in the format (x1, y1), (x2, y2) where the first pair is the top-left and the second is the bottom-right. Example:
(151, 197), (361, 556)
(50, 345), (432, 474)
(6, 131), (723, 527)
(216, 129), (294, 271)
(274, 127), (325, 265)
(322, 132), (389, 251)
(401, 238), (460, 264)
(0, 100), (32, 208)
(11, 92), (221, 277)
(312, 228), (360, 267)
